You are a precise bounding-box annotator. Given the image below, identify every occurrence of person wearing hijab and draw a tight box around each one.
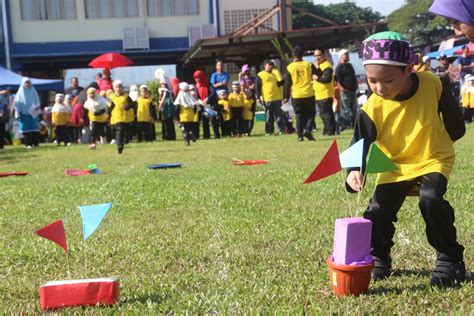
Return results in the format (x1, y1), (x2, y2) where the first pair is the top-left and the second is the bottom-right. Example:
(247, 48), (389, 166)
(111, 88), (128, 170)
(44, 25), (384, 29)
(174, 82), (198, 146)
(188, 84), (202, 139)
(52, 93), (72, 146)
(158, 74), (176, 141)
(193, 70), (220, 139)
(72, 82), (99, 144)
(84, 87), (108, 149)
(64, 94), (74, 145)
(97, 68), (113, 92)
(429, 0), (474, 42)
(108, 80), (136, 153)
(14, 78), (41, 148)
(170, 77), (180, 100)
(136, 85), (157, 142)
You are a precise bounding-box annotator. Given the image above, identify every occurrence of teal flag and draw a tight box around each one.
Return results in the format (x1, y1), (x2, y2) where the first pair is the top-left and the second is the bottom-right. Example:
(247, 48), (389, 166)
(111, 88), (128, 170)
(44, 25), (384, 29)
(79, 203), (112, 240)
(365, 143), (397, 174)
(340, 139), (364, 168)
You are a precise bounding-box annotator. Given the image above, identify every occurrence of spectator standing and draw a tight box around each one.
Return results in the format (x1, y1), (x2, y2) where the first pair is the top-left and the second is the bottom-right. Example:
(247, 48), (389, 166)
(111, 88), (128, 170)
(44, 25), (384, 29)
(335, 49), (359, 128)
(210, 60), (230, 94)
(13, 78), (41, 149)
(64, 77), (84, 97)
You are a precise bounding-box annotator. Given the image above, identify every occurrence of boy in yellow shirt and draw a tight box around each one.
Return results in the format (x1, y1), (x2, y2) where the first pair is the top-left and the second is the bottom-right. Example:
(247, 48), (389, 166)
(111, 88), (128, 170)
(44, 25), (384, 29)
(136, 85), (157, 142)
(108, 80), (136, 154)
(174, 82), (198, 146)
(84, 87), (108, 149)
(217, 90), (232, 137)
(346, 32), (466, 287)
(242, 89), (254, 135)
(51, 94), (72, 146)
(228, 81), (245, 136)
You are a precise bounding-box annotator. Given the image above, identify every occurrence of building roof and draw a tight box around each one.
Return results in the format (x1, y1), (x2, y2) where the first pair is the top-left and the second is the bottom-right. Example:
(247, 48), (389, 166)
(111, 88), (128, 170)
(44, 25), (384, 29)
(182, 22), (388, 65)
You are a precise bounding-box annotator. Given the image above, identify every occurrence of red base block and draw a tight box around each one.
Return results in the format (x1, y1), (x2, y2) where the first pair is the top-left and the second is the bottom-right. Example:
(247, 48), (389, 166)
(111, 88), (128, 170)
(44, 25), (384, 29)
(39, 278), (119, 310)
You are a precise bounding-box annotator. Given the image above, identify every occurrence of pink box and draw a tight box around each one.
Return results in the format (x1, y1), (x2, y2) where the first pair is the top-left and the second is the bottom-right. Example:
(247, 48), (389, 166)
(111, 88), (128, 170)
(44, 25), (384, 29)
(39, 278), (119, 310)
(333, 217), (372, 265)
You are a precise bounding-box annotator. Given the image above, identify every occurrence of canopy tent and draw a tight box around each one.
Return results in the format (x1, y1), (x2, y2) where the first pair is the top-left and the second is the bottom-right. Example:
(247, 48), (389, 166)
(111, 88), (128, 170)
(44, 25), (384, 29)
(0, 67), (63, 91)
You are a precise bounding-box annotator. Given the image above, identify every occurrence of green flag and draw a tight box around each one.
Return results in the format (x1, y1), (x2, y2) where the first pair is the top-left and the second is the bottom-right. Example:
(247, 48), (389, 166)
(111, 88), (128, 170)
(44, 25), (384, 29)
(365, 143), (397, 174)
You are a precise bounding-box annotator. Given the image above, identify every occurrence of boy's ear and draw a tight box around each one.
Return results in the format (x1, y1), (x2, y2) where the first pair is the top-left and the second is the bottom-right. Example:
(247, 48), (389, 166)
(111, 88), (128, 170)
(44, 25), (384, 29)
(406, 65), (414, 74)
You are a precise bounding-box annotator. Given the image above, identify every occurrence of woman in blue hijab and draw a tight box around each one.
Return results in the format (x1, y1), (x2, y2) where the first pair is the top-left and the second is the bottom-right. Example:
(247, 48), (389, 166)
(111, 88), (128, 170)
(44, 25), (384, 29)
(14, 78), (41, 148)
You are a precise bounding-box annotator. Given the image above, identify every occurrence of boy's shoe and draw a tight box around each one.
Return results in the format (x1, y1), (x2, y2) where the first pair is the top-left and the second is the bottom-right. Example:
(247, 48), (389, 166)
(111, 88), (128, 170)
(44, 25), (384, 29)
(297, 137), (304, 142)
(117, 146), (124, 154)
(430, 260), (466, 288)
(110, 139), (116, 144)
(89, 144), (96, 150)
(190, 131), (197, 142)
(303, 131), (316, 141)
(372, 256), (392, 281)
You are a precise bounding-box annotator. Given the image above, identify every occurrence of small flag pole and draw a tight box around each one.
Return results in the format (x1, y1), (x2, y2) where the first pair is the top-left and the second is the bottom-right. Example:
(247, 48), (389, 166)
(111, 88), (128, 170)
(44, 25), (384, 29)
(356, 167), (366, 217)
(340, 171), (352, 216)
(66, 252), (71, 278)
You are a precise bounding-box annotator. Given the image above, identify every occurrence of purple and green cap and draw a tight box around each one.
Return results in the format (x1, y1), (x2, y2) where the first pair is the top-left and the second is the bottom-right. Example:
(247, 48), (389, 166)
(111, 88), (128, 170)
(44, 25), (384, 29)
(429, 0), (474, 25)
(362, 31), (418, 66)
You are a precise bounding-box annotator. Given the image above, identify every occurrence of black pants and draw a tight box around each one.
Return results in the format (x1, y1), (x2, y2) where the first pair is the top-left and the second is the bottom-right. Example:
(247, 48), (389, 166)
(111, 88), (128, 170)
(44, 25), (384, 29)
(55, 125), (69, 145)
(114, 123), (126, 152)
(463, 107), (472, 123)
(202, 116), (220, 139)
(293, 97), (316, 138)
(162, 118), (176, 140)
(71, 126), (82, 143)
(192, 121), (200, 139)
(363, 173), (464, 262)
(231, 107), (244, 135)
(316, 98), (336, 135)
(0, 122), (5, 149)
(125, 122), (135, 143)
(264, 100), (285, 134)
(23, 132), (39, 147)
(137, 121), (153, 142)
(221, 119), (232, 137)
(181, 122), (194, 144)
(90, 121), (106, 144)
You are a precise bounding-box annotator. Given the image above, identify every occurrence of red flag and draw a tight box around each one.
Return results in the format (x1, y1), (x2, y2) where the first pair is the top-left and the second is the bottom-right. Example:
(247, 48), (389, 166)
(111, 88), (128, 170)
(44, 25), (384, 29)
(303, 139), (342, 184)
(35, 220), (68, 253)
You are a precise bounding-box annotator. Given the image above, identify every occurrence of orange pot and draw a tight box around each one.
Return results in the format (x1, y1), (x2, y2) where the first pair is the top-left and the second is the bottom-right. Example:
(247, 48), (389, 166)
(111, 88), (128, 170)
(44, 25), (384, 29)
(326, 256), (374, 296)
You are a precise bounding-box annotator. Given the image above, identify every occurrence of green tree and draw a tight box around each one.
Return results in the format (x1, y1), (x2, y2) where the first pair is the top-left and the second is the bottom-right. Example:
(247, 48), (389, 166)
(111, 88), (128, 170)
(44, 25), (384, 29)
(387, 0), (452, 47)
(292, 1), (381, 29)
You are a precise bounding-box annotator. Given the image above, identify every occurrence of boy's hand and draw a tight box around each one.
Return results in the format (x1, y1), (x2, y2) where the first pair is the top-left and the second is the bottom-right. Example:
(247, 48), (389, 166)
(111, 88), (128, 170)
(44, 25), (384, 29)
(347, 171), (364, 192)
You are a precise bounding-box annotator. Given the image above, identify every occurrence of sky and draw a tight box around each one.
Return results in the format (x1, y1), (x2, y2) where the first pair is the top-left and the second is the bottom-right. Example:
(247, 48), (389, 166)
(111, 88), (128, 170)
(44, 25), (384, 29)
(312, 0), (406, 16)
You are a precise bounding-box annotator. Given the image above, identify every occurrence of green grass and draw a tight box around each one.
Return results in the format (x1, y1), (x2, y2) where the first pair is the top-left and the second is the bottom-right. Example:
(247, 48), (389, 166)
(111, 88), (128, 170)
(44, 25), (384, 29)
(0, 122), (473, 314)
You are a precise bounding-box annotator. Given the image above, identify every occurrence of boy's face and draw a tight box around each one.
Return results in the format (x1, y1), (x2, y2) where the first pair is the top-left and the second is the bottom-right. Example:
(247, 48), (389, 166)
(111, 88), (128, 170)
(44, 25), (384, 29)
(88, 92), (95, 99)
(232, 85), (239, 93)
(365, 64), (411, 100)
(219, 93), (228, 100)
(114, 85), (123, 95)
(140, 89), (148, 98)
(244, 90), (252, 99)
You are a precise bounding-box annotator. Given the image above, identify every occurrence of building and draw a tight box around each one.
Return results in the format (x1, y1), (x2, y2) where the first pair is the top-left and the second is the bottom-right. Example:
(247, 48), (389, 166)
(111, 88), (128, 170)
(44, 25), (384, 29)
(1, 0), (289, 77)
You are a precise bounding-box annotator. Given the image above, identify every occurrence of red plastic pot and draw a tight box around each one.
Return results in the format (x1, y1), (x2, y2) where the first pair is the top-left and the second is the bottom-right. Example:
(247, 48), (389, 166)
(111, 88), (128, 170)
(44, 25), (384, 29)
(326, 256), (374, 296)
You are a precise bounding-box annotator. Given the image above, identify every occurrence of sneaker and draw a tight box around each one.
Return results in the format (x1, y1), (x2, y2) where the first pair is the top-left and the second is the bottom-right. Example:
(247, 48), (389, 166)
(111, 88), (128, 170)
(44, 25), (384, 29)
(26, 145), (33, 149)
(303, 131), (316, 141)
(297, 137), (304, 142)
(89, 144), (96, 150)
(265, 133), (272, 136)
(372, 256), (392, 281)
(110, 139), (116, 145)
(66, 142), (72, 146)
(118, 146), (124, 154)
(430, 259), (466, 288)
(190, 131), (197, 142)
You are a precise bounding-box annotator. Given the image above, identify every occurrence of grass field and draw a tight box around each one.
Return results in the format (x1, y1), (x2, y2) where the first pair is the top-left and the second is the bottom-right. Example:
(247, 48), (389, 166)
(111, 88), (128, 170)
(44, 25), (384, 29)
(1, 122), (473, 314)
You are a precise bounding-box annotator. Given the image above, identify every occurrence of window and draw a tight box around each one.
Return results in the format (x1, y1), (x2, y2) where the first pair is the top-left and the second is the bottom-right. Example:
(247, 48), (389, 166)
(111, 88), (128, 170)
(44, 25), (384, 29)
(85, 0), (138, 19)
(224, 9), (274, 35)
(20, 0), (76, 20)
(147, 0), (199, 17)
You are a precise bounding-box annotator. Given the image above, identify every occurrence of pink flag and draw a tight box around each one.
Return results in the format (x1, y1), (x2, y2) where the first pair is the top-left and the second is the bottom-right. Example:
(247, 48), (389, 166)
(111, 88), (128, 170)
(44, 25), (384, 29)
(35, 220), (68, 253)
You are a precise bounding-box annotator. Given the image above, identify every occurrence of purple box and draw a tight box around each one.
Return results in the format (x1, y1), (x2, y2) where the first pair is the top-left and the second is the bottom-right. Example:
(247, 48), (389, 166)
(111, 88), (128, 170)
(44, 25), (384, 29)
(333, 217), (372, 265)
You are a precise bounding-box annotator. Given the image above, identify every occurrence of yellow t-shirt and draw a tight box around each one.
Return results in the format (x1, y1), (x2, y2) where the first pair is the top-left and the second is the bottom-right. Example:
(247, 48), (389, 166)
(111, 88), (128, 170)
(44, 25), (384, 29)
(243, 98), (254, 120)
(137, 97), (153, 122)
(218, 99), (232, 121)
(109, 93), (129, 125)
(361, 71), (454, 185)
(257, 70), (283, 102)
(179, 106), (195, 123)
(52, 112), (71, 126)
(229, 92), (244, 108)
(462, 88), (473, 108)
(88, 110), (106, 123)
(313, 60), (335, 100)
(287, 61), (314, 99)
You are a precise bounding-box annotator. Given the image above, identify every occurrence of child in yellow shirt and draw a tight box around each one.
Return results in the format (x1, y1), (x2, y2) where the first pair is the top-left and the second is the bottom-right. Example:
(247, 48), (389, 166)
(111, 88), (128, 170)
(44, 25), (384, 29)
(242, 89), (254, 135)
(51, 93), (71, 146)
(136, 85), (157, 142)
(174, 82), (198, 146)
(228, 81), (245, 136)
(217, 90), (232, 137)
(461, 76), (473, 123)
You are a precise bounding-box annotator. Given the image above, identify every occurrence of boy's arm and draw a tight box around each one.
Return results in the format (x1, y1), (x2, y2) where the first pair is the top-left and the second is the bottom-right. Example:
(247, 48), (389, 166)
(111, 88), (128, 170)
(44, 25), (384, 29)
(438, 80), (465, 141)
(283, 72), (292, 101)
(315, 68), (333, 83)
(345, 110), (377, 193)
(125, 97), (137, 111)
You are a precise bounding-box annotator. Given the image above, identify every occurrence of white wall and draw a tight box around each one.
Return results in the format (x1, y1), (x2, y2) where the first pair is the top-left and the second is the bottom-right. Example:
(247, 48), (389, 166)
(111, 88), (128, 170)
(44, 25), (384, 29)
(10, 0), (210, 43)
